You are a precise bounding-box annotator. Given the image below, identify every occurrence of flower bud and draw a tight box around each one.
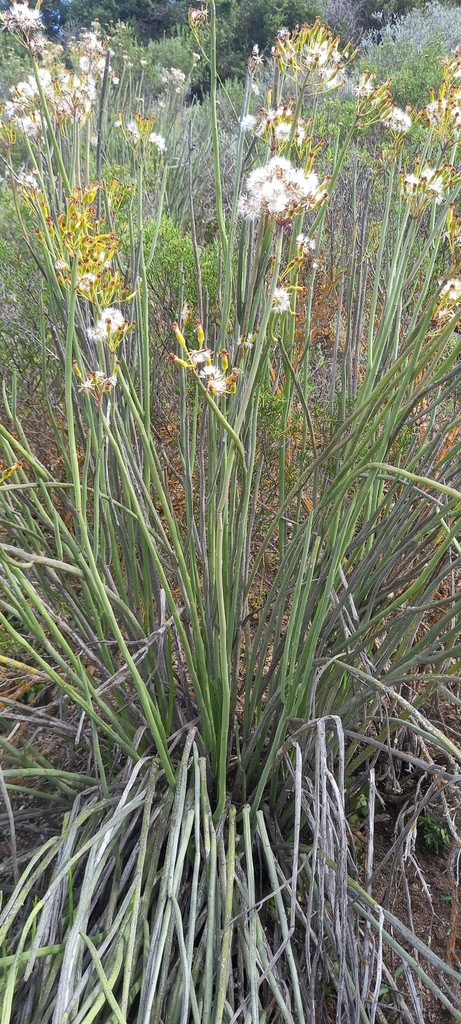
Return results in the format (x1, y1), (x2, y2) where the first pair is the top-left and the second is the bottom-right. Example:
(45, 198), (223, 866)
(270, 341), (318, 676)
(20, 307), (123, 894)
(195, 319), (205, 348)
(172, 321), (188, 350)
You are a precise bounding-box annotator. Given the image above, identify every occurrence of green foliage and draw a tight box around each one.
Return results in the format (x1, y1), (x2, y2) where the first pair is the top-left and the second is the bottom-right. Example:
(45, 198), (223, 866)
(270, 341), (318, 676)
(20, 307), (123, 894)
(0, 24), (30, 100)
(39, 0), (189, 38)
(109, 20), (197, 92)
(238, 0), (322, 54)
(357, 36), (444, 107)
(147, 214), (220, 323)
(0, 189), (47, 392)
(3, 9), (461, 1022)
(347, 789), (368, 828)
(419, 812), (452, 854)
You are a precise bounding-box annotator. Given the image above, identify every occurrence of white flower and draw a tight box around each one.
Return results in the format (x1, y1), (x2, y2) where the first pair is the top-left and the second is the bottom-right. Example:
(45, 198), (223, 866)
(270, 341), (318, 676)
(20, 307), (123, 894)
(355, 75), (375, 99)
(274, 120), (291, 141)
(296, 232), (316, 255)
(305, 40), (329, 68)
(1, 1), (42, 34)
(237, 195), (261, 221)
(199, 364), (228, 394)
(88, 308), (130, 345)
(54, 257), (69, 272)
(240, 114), (257, 131)
(403, 173), (419, 194)
(18, 114), (41, 137)
(426, 99), (446, 127)
(421, 166), (446, 200)
(162, 66), (186, 86)
(126, 120), (140, 144)
(440, 278), (461, 303)
(78, 369), (117, 401)
(321, 71), (345, 90)
(188, 348), (213, 368)
(384, 106), (412, 132)
(272, 288), (291, 313)
(148, 131), (166, 151)
(78, 30), (105, 55)
(239, 156), (327, 221)
(238, 332), (255, 348)
(16, 169), (40, 192)
(77, 272), (98, 294)
(7, 62), (98, 128)
(402, 164), (455, 208)
(295, 121), (307, 144)
(10, 77), (37, 103)
(28, 30), (48, 53)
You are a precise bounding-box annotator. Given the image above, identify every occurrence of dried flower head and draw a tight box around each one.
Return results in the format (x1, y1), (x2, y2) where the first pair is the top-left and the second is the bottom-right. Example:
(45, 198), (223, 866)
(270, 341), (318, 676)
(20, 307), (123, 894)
(383, 106), (412, 133)
(272, 287), (291, 313)
(1, 1), (42, 37)
(248, 42), (264, 72)
(240, 114), (257, 132)
(199, 364), (229, 394)
(88, 307), (134, 351)
(77, 367), (119, 407)
(238, 155), (328, 222)
(272, 20), (350, 92)
(189, 5), (207, 29)
(402, 163), (459, 214)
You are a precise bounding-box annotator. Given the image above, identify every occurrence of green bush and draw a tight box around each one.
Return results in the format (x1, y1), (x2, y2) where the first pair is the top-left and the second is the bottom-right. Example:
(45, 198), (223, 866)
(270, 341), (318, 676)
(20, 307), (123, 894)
(2, 8), (461, 1023)
(356, 36), (444, 107)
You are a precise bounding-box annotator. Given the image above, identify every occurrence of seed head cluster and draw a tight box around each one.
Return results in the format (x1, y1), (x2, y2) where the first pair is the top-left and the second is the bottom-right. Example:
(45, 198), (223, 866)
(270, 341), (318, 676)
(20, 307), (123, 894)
(434, 276), (461, 325)
(271, 288), (291, 313)
(383, 106), (412, 133)
(272, 21), (349, 93)
(402, 164), (458, 213)
(118, 113), (166, 152)
(3, 25), (114, 133)
(238, 156), (328, 222)
(88, 308), (133, 351)
(1, 1), (42, 36)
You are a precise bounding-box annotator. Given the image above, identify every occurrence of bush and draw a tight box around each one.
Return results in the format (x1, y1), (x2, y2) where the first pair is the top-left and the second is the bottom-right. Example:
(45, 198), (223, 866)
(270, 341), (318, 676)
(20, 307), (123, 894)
(3, 7), (461, 1022)
(361, 0), (461, 55)
(358, 36), (443, 106)
(357, 1), (461, 106)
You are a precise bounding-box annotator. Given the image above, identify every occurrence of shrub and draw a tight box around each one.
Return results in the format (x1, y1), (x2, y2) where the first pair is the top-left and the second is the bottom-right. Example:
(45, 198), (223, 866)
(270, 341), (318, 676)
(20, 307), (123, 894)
(357, 0), (461, 107)
(2, 6), (461, 1022)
